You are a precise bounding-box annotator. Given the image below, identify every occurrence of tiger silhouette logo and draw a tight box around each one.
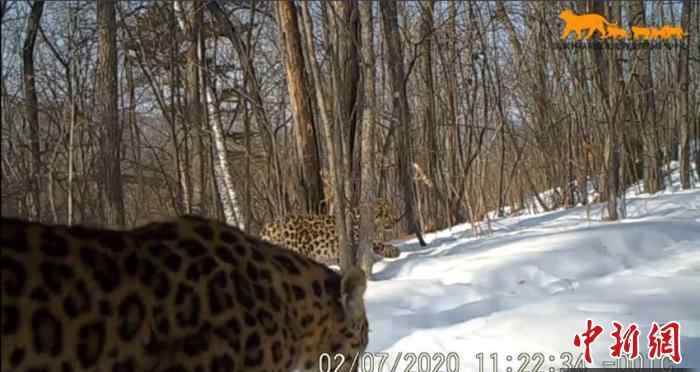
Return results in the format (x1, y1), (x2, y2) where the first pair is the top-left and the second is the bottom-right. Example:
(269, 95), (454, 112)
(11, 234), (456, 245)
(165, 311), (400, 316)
(656, 25), (687, 39)
(603, 24), (628, 39)
(560, 9), (613, 40)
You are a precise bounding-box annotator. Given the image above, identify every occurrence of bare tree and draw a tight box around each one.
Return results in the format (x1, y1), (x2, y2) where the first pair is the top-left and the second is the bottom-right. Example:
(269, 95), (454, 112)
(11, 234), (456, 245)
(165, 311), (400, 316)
(357, 0), (379, 277)
(4, 0), (697, 237)
(22, 0), (44, 221)
(629, 0), (661, 195)
(276, 0), (323, 214)
(679, 0), (694, 189)
(380, 0), (426, 246)
(96, 0), (126, 227)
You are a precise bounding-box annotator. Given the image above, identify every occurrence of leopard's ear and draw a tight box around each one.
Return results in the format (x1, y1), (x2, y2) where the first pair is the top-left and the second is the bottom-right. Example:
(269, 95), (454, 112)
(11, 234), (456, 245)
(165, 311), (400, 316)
(340, 267), (367, 320)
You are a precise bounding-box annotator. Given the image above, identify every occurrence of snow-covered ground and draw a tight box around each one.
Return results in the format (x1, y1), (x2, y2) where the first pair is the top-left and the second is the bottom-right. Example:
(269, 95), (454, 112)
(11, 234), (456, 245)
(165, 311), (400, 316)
(362, 166), (699, 372)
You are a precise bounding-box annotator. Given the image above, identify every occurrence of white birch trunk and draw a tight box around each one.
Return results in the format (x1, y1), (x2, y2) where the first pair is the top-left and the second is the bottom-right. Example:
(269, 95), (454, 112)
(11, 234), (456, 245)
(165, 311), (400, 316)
(175, 1), (242, 227)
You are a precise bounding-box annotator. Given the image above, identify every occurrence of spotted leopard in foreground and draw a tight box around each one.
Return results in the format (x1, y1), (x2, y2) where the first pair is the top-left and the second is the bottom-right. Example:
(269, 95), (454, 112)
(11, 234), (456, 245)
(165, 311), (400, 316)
(1, 216), (368, 372)
(261, 214), (400, 267)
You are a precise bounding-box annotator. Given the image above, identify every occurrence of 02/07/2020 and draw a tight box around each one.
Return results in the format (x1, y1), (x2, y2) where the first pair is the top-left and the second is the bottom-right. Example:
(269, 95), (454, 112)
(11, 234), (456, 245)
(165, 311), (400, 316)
(319, 351), (461, 372)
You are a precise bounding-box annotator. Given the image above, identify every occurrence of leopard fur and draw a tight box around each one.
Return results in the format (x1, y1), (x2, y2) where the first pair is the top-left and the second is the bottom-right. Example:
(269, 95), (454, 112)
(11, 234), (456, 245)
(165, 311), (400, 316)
(1, 215), (368, 372)
(261, 214), (400, 267)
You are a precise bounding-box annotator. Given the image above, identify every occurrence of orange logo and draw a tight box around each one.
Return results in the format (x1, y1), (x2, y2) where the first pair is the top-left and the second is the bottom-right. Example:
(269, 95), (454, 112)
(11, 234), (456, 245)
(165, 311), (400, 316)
(560, 9), (612, 40)
(602, 24), (628, 40)
(559, 9), (686, 41)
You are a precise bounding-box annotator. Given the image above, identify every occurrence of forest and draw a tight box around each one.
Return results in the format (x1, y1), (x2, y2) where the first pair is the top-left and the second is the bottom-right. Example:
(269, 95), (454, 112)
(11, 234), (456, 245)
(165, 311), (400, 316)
(1, 0), (698, 272)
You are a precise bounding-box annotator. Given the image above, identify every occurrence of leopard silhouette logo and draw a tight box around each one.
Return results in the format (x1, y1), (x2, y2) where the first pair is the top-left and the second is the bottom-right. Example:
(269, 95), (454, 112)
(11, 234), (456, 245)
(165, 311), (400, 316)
(603, 24), (628, 39)
(559, 9), (613, 40)
(560, 9), (687, 42)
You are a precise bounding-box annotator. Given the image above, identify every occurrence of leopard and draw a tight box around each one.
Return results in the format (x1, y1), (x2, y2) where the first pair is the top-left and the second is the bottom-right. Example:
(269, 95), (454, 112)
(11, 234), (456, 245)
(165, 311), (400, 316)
(1, 215), (368, 372)
(260, 213), (400, 267)
(559, 9), (613, 40)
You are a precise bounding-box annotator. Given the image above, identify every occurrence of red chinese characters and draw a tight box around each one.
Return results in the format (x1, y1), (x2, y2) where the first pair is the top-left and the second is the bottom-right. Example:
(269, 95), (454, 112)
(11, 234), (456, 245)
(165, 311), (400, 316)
(573, 320), (682, 364)
(648, 321), (681, 364)
(610, 321), (640, 359)
(573, 319), (604, 364)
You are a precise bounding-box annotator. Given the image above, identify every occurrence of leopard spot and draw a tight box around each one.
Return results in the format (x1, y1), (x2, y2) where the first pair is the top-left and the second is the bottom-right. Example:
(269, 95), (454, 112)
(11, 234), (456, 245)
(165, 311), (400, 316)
(2, 305), (19, 335)
(244, 349), (264, 367)
(174, 284), (200, 327)
(133, 222), (178, 241)
(245, 332), (260, 350)
(40, 261), (74, 293)
(29, 287), (50, 303)
(97, 232), (127, 253)
(156, 316), (170, 336)
(312, 280), (323, 297)
(112, 358), (135, 372)
(230, 271), (254, 309)
(215, 245), (237, 266)
(244, 312), (257, 327)
(64, 279), (92, 318)
(176, 239), (207, 258)
(225, 316), (241, 334)
(139, 258), (156, 286)
(77, 321), (106, 368)
(0, 223), (30, 252)
(185, 263), (200, 283)
(152, 272), (171, 299)
(147, 243), (166, 258)
(300, 314), (314, 328)
(162, 366), (187, 372)
(1, 256), (27, 297)
(271, 341), (283, 363)
(273, 255), (301, 275)
(193, 224), (214, 241)
(268, 287), (282, 311)
(291, 285), (306, 301)
(183, 332), (208, 356)
(256, 309), (277, 335)
(9, 347), (25, 368)
(251, 249), (264, 261)
(123, 253), (140, 275)
(220, 231), (238, 244)
(210, 354), (235, 372)
(32, 308), (62, 356)
(80, 246), (120, 292)
(234, 244), (248, 257)
(324, 276), (340, 296)
(246, 262), (259, 280)
(39, 230), (69, 257)
(118, 294), (145, 341)
(207, 271), (232, 315)
(198, 256), (217, 276)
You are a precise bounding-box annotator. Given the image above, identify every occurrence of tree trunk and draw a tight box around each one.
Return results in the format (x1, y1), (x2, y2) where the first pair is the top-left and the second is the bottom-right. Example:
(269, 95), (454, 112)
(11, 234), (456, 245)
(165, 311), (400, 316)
(679, 0), (693, 189)
(629, 0), (661, 195)
(380, 0), (426, 246)
(445, 1), (461, 225)
(207, 0), (282, 222)
(334, 1), (364, 269)
(208, 84), (242, 227)
(276, 1), (324, 214)
(22, 0), (44, 221)
(419, 0), (438, 223)
(299, 1), (334, 195)
(182, 0), (204, 213)
(176, 3), (242, 226)
(358, 0), (379, 277)
(588, 1), (618, 220)
(96, 0), (125, 227)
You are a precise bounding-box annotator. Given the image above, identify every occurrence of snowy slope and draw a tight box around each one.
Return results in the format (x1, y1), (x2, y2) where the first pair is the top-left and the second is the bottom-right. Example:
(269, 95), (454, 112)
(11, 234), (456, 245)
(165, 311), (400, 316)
(362, 167), (699, 372)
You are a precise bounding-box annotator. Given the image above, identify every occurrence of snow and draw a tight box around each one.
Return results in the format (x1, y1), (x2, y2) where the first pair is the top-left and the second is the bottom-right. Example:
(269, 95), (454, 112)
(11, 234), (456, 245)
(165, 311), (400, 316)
(362, 165), (699, 372)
